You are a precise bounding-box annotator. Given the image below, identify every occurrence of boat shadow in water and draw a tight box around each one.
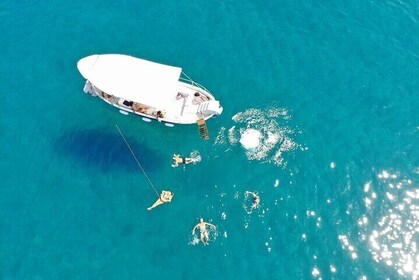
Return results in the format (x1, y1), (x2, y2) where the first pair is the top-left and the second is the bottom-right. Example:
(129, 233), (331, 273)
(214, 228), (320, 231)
(54, 128), (162, 172)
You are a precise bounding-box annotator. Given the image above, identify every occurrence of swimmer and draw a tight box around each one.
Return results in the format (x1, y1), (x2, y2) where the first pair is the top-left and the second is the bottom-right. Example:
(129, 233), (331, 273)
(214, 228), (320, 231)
(246, 191), (260, 210)
(192, 218), (216, 246)
(172, 154), (193, 168)
(147, 190), (174, 211)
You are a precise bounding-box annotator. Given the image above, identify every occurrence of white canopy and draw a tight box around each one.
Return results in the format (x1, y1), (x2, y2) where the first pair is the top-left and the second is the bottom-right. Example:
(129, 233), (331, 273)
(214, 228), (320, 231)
(77, 54), (182, 108)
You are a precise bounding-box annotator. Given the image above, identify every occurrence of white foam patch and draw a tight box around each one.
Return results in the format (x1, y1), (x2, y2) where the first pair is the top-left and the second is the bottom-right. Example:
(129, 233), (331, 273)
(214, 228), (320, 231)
(214, 106), (301, 166)
(189, 150), (202, 164)
(239, 129), (261, 149)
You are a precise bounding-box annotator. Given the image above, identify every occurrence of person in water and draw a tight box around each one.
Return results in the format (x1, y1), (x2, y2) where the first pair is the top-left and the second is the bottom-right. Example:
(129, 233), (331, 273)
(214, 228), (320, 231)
(172, 154), (193, 168)
(246, 191), (260, 210)
(147, 190), (174, 211)
(192, 218), (216, 246)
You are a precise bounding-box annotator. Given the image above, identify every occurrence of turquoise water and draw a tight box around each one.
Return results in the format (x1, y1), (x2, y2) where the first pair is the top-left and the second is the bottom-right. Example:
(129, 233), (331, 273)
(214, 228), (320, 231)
(1, 0), (418, 279)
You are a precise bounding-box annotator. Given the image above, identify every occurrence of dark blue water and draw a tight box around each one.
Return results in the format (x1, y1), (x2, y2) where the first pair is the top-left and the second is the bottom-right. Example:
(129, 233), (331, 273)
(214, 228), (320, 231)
(1, 0), (418, 279)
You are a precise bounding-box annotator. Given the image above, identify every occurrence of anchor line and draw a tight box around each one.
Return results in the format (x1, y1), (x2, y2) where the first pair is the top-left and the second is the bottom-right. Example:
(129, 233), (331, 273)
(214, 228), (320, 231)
(115, 125), (160, 198)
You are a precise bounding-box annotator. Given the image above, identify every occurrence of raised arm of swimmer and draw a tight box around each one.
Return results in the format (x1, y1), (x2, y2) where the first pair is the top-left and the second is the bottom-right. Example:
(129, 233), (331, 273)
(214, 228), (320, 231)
(205, 222), (216, 229)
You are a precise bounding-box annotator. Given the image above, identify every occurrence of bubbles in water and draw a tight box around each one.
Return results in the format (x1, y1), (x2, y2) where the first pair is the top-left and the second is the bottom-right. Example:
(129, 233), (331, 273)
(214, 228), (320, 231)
(189, 235), (200, 246)
(214, 106), (302, 166)
(189, 150), (201, 164)
(208, 226), (219, 243)
(221, 212), (227, 220)
(214, 127), (226, 146)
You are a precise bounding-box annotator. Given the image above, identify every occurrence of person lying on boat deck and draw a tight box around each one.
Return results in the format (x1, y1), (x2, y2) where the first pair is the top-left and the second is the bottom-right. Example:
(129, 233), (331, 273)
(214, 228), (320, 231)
(156, 110), (165, 121)
(102, 92), (113, 101)
(192, 218), (216, 246)
(132, 102), (148, 113)
(192, 92), (210, 105)
(176, 92), (187, 100)
(172, 154), (193, 168)
(246, 191), (260, 210)
(147, 190), (174, 211)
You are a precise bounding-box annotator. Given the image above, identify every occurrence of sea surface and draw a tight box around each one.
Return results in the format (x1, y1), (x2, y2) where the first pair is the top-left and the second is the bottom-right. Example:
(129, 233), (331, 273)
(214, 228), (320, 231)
(1, 0), (418, 279)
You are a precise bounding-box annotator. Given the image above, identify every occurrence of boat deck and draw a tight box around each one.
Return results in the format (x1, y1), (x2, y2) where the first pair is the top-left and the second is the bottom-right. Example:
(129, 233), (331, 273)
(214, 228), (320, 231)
(93, 82), (215, 124)
(163, 83), (213, 124)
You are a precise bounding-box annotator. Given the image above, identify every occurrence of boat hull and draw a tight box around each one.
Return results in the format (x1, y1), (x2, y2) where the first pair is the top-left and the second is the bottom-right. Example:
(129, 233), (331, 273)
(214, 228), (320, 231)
(78, 54), (223, 125)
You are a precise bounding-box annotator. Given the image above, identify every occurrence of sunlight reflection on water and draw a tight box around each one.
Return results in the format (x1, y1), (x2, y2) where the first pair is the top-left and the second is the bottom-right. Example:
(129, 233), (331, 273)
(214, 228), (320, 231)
(360, 170), (418, 278)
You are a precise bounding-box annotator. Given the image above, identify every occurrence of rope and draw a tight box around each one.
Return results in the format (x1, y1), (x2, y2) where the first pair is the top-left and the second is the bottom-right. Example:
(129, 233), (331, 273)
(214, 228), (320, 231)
(115, 125), (160, 198)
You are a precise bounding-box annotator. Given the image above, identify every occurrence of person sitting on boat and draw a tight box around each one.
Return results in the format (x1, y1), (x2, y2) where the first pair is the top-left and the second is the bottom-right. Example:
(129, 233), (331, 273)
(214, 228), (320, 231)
(102, 92), (113, 102)
(172, 154), (193, 168)
(156, 110), (165, 122)
(147, 190), (174, 211)
(176, 92), (187, 100)
(192, 218), (216, 246)
(246, 191), (260, 210)
(192, 92), (210, 105)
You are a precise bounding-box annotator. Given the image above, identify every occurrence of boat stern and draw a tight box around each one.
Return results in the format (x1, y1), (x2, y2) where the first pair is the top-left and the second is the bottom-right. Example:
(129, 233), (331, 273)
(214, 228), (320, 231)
(212, 100), (223, 115)
(197, 100), (223, 116)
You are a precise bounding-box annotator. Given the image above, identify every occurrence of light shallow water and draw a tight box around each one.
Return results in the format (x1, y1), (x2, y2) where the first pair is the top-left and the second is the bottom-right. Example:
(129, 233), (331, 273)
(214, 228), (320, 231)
(1, 0), (418, 279)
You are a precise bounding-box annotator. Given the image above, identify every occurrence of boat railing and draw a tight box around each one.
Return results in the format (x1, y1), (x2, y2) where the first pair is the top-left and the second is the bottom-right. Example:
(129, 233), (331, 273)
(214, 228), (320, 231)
(180, 72), (213, 96)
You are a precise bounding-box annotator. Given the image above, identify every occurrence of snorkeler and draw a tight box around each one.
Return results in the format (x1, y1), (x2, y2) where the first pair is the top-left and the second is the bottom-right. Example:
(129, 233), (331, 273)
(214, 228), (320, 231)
(147, 190), (174, 211)
(192, 218), (216, 246)
(246, 191), (260, 210)
(172, 154), (193, 168)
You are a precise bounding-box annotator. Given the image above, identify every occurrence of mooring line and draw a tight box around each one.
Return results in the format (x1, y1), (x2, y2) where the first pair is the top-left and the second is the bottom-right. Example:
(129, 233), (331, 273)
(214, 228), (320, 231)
(115, 124), (160, 198)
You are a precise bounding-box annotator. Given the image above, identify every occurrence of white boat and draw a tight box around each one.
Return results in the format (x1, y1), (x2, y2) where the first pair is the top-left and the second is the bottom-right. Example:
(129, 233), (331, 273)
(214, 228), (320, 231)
(77, 54), (223, 128)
